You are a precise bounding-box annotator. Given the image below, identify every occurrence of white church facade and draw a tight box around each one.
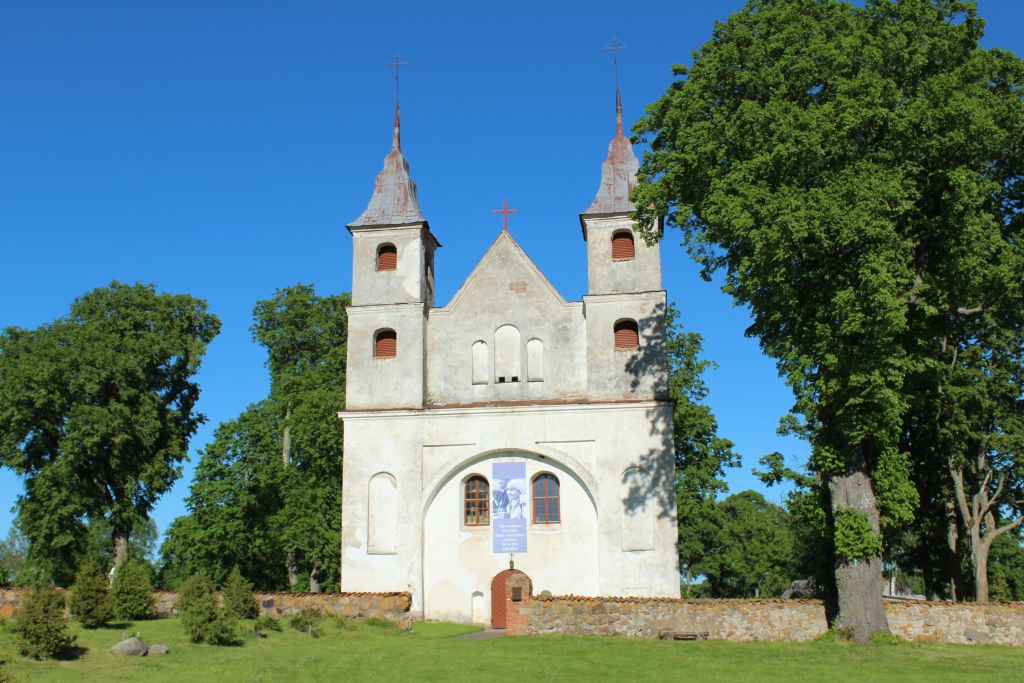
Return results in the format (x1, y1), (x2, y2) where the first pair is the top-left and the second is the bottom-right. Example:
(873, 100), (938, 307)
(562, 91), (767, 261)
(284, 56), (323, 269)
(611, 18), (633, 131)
(339, 91), (680, 626)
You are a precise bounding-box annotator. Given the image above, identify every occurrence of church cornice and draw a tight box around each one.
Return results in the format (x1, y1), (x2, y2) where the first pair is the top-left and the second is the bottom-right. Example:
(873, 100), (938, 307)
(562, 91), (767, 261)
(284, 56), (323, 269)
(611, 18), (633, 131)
(339, 397), (672, 421)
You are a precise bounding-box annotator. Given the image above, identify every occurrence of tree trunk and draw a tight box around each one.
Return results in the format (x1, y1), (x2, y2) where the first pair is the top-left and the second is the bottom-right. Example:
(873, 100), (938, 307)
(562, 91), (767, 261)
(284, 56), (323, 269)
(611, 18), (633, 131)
(974, 538), (989, 602)
(827, 462), (890, 643)
(309, 558), (322, 593)
(944, 499), (962, 601)
(286, 551), (299, 590)
(112, 529), (129, 569)
(685, 569), (692, 598)
(281, 408), (298, 589)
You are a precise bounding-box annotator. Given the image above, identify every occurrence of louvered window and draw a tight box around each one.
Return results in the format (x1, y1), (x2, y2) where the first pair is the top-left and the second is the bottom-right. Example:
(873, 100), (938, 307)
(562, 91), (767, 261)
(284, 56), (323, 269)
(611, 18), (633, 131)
(377, 244), (398, 271)
(614, 320), (639, 350)
(464, 476), (490, 526)
(611, 231), (635, 260)
(374, 329), (397, 358)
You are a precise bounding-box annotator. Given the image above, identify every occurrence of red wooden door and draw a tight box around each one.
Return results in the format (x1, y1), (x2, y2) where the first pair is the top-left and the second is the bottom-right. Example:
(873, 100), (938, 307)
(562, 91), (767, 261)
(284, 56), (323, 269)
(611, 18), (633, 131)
(490, 569), (514, 629)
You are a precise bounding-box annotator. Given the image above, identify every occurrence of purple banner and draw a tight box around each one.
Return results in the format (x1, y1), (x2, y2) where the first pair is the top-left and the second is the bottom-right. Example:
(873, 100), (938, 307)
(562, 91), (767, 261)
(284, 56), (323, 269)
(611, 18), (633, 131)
(492, 462), (527, 553)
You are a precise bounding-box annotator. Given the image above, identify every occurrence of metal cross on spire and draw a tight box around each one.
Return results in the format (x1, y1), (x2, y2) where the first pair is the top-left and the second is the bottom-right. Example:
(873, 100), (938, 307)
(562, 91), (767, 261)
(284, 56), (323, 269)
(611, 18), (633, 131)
(385, 53), (409, 99)
(603, 36), (627, 90)
(493, 199), (519, 232)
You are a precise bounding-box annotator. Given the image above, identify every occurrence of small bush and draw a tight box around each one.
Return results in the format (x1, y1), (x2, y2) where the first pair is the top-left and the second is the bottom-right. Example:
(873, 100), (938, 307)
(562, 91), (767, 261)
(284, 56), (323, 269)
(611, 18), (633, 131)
(334, 616), (358, 631)
(178, 575), (240, 645)
(289, 608), (323, 638)
(67, 561), (114, 628)
(869, 631), (905, 645)
(365, 617), (401, 632)
(13, 583), (76, 659)
(222, 566), (257, 619)
(111, 560), (154, 620)
(253, 614), (281, 637)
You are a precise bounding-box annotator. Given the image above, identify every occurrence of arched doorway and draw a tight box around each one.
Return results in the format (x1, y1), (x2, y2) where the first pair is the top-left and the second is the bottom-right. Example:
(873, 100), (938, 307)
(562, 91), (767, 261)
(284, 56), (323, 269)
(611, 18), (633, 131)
(490, 568), (531, 629)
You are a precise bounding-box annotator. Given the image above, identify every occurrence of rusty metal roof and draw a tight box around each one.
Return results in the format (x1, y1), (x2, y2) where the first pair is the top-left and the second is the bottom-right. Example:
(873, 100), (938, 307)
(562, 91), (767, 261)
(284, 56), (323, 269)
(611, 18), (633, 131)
(583, 89), (639, 216)
(349, 102), (426, 227)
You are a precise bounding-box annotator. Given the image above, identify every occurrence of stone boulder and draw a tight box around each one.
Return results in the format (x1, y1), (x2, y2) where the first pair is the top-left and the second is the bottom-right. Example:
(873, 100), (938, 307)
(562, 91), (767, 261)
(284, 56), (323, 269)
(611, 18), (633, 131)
(148, 643), (170, 655)
(110, 636), (148, 656)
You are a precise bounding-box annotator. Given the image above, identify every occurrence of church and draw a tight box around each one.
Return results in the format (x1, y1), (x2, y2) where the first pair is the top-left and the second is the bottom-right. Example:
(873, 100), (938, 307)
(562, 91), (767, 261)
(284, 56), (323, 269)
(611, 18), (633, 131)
(338, 85), (681, 626)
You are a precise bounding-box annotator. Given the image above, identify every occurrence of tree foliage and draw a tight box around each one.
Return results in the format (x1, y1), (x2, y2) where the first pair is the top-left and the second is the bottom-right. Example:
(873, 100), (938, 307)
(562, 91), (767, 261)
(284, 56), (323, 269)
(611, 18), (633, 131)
(0, 282), (220, 583)
(634, 0), (1024, 637)
(66, 561), (114, 628)
(664, 304), (739, 594)
(157, 403), (287, 589)
(698, 491), (799, 598)
(13, 583), (75, 659)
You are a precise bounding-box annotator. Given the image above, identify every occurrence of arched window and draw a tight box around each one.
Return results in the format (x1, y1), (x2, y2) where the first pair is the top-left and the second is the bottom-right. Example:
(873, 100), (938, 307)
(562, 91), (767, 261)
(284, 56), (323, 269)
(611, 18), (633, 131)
(611, 231), (635, 260)
(532, 473), (560, 524)
(472, 340), (489, 385)
(377, 243), (398, 271)
(614, 319), (639, 350)
(374, 329), (397, 358)
(526, 338), (544, 382)
(494, 324), (521, 383)
(464, 476), (490, 526)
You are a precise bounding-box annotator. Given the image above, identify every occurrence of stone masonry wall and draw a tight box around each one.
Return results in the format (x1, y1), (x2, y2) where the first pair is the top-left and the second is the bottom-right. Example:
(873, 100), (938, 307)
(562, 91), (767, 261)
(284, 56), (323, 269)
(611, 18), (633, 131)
(508, 594), (1024, 645)
(1, 587), (412, 630)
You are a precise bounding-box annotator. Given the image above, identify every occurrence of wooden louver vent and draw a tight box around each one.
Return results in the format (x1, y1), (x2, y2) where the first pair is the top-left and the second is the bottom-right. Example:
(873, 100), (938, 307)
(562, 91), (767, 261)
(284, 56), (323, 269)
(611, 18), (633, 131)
(614, 320), (639, 350)
(611, 232), (635, 260)
(377, 244), (398, 271)
(375, 329), (397, 358)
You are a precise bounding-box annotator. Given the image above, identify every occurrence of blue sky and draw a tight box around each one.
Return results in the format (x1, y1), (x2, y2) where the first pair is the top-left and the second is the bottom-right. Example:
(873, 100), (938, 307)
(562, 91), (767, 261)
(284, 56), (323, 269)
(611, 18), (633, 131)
(2, 0), (1022, 542)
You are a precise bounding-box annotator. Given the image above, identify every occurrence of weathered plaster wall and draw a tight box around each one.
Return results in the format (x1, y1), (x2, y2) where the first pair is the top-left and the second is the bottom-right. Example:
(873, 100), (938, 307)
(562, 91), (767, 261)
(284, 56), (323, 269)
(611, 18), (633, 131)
(425, 233), (588, 406)
(507, 594), (1024, 645)
(340, 400), (680, 623)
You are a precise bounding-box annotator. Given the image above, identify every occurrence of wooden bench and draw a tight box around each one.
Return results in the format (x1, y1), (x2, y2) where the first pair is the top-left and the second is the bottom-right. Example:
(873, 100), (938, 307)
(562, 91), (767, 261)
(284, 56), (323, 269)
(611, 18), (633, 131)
(658, 630), (710, 641)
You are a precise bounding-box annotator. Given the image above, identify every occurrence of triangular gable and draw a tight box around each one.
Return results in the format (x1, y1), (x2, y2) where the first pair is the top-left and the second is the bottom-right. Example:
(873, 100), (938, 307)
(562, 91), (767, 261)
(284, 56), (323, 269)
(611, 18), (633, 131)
(439, 231), (570, 313)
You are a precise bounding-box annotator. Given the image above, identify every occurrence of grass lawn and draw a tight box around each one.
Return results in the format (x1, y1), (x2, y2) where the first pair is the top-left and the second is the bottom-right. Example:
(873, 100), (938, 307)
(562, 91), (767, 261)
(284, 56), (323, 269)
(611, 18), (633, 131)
(1, 617), (1022, 682)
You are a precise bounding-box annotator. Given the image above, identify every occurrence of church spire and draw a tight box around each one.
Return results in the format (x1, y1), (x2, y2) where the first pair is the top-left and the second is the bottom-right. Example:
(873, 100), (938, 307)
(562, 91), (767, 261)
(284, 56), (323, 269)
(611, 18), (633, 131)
(583, 86), (639, 216)
(349, 56), (425, 227)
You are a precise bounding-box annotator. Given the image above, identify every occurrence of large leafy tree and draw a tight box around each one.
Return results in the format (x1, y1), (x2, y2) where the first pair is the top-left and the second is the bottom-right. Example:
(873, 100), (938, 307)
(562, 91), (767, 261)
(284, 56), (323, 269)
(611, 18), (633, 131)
(634, 0), (1024, 639)
(665, 304), (739, 595)
(251, 284), (348, 591)
(0, 282), (219, 583)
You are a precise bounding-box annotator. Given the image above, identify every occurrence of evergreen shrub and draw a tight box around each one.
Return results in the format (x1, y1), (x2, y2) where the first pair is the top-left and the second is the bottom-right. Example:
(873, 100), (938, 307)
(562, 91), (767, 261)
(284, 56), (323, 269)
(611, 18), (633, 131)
(178, 575), (240, 645)
(111, 560), (154, 620)
(222, 566), (257, 619)
(67, 561), (114, 628)
(13, 583), (76, 659)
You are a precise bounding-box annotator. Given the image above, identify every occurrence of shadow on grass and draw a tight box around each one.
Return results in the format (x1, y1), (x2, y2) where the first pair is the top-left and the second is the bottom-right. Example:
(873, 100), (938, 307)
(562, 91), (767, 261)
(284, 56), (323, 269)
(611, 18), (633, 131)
(55, 644), (89, 660)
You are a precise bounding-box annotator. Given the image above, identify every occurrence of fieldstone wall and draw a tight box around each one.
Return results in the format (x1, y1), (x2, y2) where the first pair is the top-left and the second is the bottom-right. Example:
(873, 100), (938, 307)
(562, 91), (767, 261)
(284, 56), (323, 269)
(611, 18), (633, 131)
(1, 587), (412, 630)
(509, 595), (828, 641)
(885, 600), (1024, 645)
(508, 594), (1024, 645)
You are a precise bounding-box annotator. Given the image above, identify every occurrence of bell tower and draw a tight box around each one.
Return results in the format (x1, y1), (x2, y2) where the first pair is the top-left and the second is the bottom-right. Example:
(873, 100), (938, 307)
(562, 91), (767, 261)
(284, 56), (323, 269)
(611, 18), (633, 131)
(345, 100), (440, 410)
(581, 88), (667, 401)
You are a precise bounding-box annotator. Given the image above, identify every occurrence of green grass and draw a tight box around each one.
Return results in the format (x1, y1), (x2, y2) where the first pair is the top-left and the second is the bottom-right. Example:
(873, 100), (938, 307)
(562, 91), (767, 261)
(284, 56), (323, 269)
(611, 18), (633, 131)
(1, 617), (1022, 682)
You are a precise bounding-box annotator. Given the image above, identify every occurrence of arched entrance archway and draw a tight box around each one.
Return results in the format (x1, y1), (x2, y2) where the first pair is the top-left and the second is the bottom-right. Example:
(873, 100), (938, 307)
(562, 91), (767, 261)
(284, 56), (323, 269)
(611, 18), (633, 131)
(490, 568), (531, 629)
